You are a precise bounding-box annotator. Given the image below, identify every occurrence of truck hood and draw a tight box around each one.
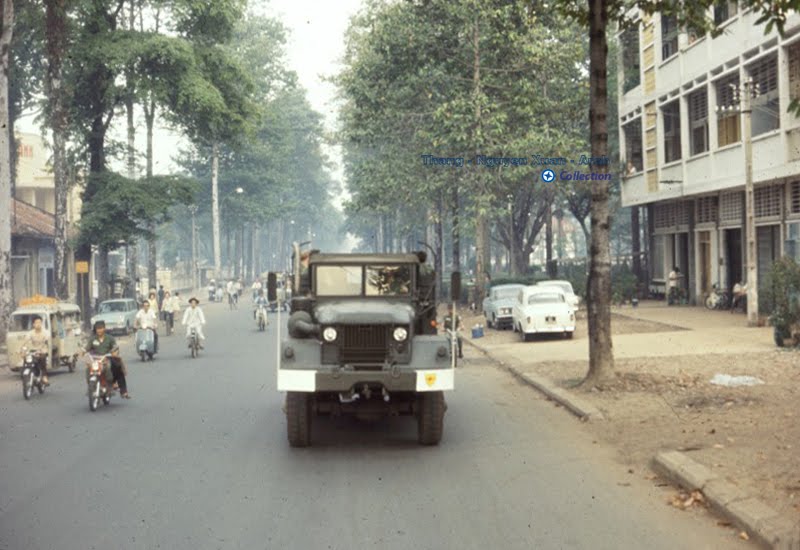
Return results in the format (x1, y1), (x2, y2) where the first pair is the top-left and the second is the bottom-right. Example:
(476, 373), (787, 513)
(315, 301), (415, 325)
(491, 298), (517, 309)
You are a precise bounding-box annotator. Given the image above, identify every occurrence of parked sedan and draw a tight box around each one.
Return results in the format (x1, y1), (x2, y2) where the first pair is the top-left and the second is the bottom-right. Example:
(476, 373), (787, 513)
(537, 279), (580, 313)
(512, 286), (575, 342)
(482, 284), (525, 329)
(90, 298), (138, 335)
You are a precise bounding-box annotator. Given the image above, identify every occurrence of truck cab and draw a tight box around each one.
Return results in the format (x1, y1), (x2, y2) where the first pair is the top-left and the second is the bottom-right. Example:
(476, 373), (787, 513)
(276, 249), (454, 447)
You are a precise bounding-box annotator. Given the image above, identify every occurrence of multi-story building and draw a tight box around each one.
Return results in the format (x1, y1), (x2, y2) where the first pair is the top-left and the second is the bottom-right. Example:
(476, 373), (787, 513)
(11, 132), (83, 302)
(618, 6), (800, 302)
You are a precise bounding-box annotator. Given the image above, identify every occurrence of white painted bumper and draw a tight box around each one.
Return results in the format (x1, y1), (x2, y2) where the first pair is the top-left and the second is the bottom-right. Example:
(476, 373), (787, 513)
(277, 368), (455, 392)
(523, 325), (575, 334)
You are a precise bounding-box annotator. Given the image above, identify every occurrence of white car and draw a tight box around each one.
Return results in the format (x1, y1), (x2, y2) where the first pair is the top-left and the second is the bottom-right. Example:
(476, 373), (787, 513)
(537, 279), (580, 313)
(512, 286), (576, 342)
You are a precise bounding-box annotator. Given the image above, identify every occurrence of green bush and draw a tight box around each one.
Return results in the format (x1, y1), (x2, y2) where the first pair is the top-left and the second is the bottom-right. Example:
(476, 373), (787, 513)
(762, 257), (800, 332)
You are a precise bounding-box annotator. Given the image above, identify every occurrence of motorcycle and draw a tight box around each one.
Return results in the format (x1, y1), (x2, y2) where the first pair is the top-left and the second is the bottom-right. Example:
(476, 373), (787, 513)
(135, 327), (156, 361)
(188, 327), (200, 358)
(20, 348), (46, 400)
(86, 353), (113, 411)
(256, 305), (268, 331)
(705, 283), (729, 310)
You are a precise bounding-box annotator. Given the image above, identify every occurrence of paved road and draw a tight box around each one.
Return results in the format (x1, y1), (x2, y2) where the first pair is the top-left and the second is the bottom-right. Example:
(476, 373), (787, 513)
(0, 301), (750, 550)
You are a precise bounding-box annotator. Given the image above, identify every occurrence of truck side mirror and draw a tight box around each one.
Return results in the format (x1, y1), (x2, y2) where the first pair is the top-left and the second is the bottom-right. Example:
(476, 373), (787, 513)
(450, 272), (461, 303)
(267, 273), (277, 302)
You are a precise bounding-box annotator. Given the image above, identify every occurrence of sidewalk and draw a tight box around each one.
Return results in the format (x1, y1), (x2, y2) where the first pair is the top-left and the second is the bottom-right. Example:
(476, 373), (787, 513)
(463, 302), (800, 546)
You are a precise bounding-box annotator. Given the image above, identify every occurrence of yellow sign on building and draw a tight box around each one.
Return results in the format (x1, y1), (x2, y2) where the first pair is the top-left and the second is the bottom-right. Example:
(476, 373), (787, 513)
(76, 261), (89, 274)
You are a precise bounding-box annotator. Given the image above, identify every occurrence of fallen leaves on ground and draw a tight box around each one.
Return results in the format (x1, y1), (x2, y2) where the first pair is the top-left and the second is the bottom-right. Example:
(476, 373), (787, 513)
(668, 489), (707, 509)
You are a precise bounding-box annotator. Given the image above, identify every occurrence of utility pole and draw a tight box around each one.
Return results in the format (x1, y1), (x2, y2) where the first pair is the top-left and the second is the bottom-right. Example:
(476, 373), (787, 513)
(507, 195), (514, 276)
(717, 77), (760, 326)
(189, 205), (198, 290)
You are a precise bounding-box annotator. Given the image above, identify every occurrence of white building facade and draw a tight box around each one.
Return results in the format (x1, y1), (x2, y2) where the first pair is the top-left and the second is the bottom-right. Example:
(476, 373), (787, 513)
(618, 5), (800, 302)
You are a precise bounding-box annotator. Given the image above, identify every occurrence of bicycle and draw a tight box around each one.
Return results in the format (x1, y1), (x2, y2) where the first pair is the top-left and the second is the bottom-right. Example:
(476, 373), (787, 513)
(704, 283), (729, 310)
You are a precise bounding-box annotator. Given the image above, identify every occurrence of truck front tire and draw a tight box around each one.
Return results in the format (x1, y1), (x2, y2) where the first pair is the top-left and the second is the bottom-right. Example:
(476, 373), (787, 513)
(417, 391), (445, 445)
(286, 392), (312, 447)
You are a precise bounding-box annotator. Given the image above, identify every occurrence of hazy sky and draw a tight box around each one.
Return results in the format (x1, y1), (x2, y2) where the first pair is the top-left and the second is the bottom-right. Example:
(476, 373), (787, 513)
(18, 0), (364, 195)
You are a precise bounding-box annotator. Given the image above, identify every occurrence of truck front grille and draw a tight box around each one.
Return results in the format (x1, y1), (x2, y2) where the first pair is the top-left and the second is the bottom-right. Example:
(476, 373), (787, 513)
(340, 325), (388, 364)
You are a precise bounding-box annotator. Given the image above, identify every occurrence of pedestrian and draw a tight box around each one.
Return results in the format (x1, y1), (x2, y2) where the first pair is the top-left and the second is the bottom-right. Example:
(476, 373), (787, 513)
(157, 285), (165, 316)
(667, 266), (682, 305)
(162, 291), (182, 335)
(251, 279), (262, 302)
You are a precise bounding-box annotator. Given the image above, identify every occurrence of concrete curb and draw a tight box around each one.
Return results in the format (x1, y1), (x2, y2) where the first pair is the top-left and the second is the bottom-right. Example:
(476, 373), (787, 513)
(464, 337), (604, 421)
(653, 450), (800, 549)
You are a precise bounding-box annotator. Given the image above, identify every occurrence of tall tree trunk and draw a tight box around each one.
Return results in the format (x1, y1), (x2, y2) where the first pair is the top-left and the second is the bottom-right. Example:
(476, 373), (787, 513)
(97, 245), (110, 302)
(144, 96), (157, 289)
(434, 197), (444, 301)
(583, 0), (614, 387)
(631, 206), (641, 292)
(211, 142), (221, 278)
(451, 184), (460, 272)
(124, 1), (137, 298)
(0, 0), (14, 340)
(472, 15), (488, 310)
(45, 0), (69, 299)
(546, 200), (555, 278)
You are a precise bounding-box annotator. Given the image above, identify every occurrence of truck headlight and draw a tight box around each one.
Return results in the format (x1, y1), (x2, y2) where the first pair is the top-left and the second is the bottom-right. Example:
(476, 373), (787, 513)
(393, 327), (408, 342)
(500, 307), (511, 315)
(322, 327), (338, 342)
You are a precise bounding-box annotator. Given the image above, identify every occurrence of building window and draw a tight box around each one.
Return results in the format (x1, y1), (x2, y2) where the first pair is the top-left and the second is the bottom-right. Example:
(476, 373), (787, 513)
(713, 1), (738, 25)
(17, 144), (33, 158)
(754, 185), (782, 218)
(688, 88), (709, 155)
(661, 15), (679, 61)
(676, 201), (689, 226)
(787, 42), (800, 105)
(716, 74), (740, 147)
(720, 192), (742, 223)
(621, 26), (641, 92)
(748, 54), (779, 136)
(787, 222), (800, 261)
(790, 181), (800, 215)
(623, 118), (643, 173)
(697, 196), (718, 224)
(662, 100), (681, 163)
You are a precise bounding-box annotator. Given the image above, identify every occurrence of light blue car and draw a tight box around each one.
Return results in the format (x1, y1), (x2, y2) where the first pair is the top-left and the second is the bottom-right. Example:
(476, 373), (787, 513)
(90, 299), (139, 335)
(482, 284), (525, 329)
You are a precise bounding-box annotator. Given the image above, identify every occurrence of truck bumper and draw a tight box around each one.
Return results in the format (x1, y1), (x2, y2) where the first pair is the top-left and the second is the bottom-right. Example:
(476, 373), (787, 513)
(277, 368), (454, 393)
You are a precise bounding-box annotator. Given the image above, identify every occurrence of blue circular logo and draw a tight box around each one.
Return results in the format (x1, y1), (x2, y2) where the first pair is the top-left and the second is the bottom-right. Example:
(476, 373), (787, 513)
(541, 169), (555, 183)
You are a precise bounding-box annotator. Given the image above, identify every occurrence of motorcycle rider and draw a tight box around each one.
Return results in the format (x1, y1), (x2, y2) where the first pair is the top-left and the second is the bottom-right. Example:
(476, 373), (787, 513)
(23, 316), (50, 385)
(182, 297), (206, 348)
(254, 289), (269, 319)
(134, 300), (159, 353)
(85, 320), (130, 399)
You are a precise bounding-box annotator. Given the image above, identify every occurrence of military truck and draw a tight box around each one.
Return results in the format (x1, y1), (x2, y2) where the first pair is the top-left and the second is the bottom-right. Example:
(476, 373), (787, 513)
(270, 245), (458, 447)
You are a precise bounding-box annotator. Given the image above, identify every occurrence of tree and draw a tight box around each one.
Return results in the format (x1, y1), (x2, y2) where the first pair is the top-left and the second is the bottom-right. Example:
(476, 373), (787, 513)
(554, 0), (793, 388)
(0, 0), (14, 341)
(44, 0), (70, 298)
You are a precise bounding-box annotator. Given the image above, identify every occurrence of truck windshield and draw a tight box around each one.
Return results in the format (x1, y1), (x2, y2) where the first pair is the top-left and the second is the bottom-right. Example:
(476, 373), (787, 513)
(366, 265), (411, 296)
(316, 265), (363, 296)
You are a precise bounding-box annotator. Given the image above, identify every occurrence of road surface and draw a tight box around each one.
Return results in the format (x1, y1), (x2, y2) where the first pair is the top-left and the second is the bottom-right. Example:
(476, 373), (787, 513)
(0, 301), (749, 550)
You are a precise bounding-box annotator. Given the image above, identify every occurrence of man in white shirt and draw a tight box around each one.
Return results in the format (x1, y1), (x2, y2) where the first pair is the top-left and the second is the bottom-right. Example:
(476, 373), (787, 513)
(182, 297), (206, 348)
(134, 300), (159, 352)
(251, 279), (262, 301)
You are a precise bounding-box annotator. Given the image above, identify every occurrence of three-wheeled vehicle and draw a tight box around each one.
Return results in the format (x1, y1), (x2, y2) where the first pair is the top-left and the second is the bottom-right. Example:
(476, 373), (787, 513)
(7, 296), (83, 373)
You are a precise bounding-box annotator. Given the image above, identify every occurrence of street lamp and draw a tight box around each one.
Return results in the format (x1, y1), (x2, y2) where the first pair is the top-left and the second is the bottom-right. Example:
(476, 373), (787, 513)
(715, 77), (760, 326)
